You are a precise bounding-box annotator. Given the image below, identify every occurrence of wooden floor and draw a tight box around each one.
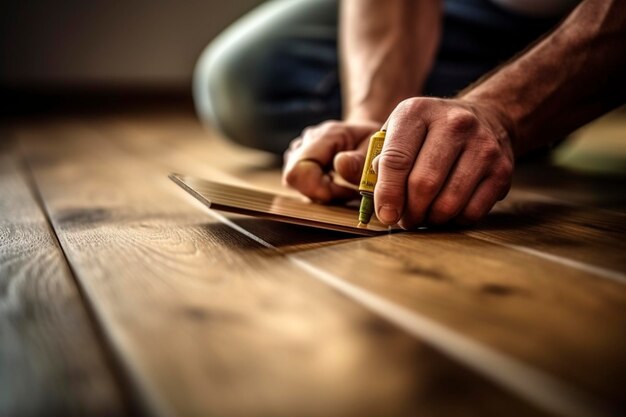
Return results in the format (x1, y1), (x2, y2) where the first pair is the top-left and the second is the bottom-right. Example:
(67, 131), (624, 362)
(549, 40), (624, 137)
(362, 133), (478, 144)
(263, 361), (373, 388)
(1, 105), (625, 417)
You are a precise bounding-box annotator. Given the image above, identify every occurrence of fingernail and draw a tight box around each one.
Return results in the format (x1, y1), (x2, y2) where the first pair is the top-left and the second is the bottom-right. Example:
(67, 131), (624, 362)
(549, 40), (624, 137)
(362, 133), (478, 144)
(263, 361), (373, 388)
(378, 205), (398, 224)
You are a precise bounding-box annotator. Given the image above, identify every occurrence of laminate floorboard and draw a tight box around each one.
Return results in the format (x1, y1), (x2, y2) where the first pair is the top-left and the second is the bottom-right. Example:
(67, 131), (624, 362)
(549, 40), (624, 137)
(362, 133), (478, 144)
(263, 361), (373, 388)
(15, 119), (553, 417)
(85, 111), (626, 415)
(468, 189), (626, 277)
(0, 139), (127, 417)
(291, 231), (626, 408)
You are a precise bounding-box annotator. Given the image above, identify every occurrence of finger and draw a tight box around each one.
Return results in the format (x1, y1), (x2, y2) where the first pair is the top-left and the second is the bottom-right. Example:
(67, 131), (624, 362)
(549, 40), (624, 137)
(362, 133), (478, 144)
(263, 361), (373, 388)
(289, 137), (303, 151)
(371, 155), (380, 174)
(425, 151), (487, 225)
(333, 150), (366, 185)
(328, 177), (360, 201)
(293, 122), (374, 168)
(399, 130), (465, 228)
(455, 176), (508, 225)
(283, 160), (334, 202)
(283, 123), (375, 200)
(374, 102), (429, 225)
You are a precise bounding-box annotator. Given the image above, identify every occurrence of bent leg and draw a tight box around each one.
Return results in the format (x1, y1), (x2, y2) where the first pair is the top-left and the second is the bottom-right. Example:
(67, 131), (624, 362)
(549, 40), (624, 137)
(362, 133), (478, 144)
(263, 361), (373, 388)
(194, 0), (559, 154)
(194, 0), (340, 154)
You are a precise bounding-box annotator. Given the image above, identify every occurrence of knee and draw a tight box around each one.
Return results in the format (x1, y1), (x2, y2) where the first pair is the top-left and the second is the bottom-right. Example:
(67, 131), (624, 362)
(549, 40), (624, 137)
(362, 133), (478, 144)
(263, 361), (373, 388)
(193, 0), (314, 154)
(193, 31), (268, 151)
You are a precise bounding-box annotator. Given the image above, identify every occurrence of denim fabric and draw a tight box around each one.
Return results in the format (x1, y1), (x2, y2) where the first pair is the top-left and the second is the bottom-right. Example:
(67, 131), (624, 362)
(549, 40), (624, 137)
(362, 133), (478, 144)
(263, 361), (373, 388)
(194, 0), (559, 154)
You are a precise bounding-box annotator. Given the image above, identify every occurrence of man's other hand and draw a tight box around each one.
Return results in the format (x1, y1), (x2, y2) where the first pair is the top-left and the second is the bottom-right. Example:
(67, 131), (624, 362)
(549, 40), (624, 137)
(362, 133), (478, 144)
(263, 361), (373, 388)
(374, 97), (514, 228)
(282, 120), (380, 202)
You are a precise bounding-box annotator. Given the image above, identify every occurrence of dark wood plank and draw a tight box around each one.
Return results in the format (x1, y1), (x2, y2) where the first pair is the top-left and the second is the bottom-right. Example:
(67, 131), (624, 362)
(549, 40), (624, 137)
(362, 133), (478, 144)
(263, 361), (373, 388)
(0, 139), (127, 417)
(466, 189), (626, 277)
(514, 164), (626, 214)
(287, 230), (626, 410)
(16, 119), (554, 417)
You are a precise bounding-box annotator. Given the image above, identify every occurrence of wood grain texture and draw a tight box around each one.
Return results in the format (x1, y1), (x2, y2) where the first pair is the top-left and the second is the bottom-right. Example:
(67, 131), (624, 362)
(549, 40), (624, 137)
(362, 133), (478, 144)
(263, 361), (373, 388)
(16, 119), (552, 417)
(463, 191), (626, 287)
(170, 174), (394, 235)
(290, 231), (626, 409)
(0, 141), (127, 417)
(100, 110), (626, 413)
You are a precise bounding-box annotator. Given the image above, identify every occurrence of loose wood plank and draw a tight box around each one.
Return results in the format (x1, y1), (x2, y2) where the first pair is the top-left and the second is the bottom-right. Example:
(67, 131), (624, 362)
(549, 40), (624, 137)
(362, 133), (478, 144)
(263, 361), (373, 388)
(0, 140), (127, 417)
(17, 119), (550, 417)
(170, 174), (394, 235)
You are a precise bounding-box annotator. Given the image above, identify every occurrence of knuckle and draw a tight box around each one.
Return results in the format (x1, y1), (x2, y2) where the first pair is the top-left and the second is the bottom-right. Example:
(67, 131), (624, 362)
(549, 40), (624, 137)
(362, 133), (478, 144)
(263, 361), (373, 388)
(288, 138), (303, 151)
(397, 97), (419, 110)
(322, 120), (342, 131)
(395, 97), (426, 116)
(301, 126), (316, 142)
(479, 141), (500, 161)
(379, 148), (415, 172)
(447, 109), (478, 133)
(493, 160), (513, 179)
(409, 174), (439, 196)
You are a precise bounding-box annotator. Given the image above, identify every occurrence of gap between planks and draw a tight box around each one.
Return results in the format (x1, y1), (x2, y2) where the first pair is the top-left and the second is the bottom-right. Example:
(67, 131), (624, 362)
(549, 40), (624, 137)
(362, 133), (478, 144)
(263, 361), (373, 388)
(189, 196), (613, 417)
(18, 118), (556, 414)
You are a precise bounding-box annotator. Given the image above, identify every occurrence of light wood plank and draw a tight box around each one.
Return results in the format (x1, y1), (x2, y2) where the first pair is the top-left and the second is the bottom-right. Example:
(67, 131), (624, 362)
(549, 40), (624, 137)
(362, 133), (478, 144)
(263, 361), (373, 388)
(0, 139), (127, 417)
(170, 174), (394, 235)
(17, 119), (551, 417)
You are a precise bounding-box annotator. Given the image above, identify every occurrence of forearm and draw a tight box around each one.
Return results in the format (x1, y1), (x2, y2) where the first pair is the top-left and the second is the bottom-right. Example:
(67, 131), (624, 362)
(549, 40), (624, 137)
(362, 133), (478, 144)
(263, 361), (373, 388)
(340, 0), (442, 123)
(462, 0), (626, 156)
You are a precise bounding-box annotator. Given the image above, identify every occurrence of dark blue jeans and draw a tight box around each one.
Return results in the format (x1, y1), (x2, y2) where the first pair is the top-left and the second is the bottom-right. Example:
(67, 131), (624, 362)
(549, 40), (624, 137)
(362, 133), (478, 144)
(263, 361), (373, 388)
(194, 0), (558, 154)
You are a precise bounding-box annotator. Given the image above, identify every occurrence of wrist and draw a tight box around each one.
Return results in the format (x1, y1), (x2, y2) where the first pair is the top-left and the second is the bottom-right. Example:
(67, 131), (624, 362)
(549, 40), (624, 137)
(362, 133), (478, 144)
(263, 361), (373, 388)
(460, 93), (520, 157)
(344, 105), (389, 125)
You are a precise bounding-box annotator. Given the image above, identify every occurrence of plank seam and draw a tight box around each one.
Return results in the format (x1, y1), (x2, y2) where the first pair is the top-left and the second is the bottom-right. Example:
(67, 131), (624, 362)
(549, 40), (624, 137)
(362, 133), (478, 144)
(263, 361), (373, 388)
(467, 233), (626, 285)
(189, 198), (612, 417)
(19, 153), (143, 417)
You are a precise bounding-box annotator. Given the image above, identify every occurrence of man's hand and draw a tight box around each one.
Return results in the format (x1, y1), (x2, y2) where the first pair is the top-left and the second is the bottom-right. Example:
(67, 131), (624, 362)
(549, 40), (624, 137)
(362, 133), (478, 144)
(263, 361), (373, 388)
(374, 97), (514, 228)
(283, 97), (513, 228)
(282, 120), (380, 202)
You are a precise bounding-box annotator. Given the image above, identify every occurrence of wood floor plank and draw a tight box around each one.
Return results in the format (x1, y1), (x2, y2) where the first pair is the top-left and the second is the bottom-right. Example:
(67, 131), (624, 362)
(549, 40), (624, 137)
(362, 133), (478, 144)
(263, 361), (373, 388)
(285, 230), (626, 410)
(466, 189), (626, 277)
(16, 119), (553, 417)
(100, 111), (626, 274)
(0, 139), (127, 417)
(170, 174), (394, 235)
(97, 112), (292, 195)
(514, 163), (626, 215)
(97, 110), (626, 413)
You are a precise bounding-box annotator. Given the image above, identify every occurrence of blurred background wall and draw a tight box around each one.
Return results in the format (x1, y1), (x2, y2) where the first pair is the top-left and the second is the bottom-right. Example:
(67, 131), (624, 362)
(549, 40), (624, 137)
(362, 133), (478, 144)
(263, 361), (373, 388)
(0, 0), (265, 91)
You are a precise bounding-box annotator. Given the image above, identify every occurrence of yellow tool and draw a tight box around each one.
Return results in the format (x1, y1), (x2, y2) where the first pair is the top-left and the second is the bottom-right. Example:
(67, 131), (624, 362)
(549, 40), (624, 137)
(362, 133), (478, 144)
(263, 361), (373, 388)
(358, 129), (386, 225)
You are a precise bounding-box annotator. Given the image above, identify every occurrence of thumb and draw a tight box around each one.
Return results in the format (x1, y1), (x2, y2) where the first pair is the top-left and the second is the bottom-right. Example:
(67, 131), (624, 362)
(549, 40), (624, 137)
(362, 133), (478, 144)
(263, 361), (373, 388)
(333, 150), (366, 185)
